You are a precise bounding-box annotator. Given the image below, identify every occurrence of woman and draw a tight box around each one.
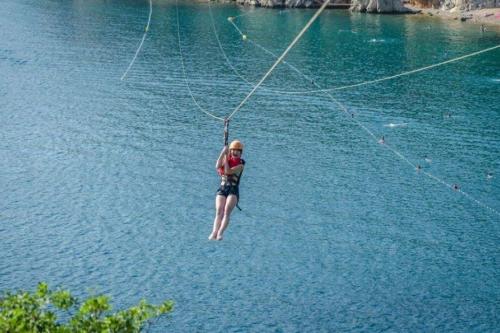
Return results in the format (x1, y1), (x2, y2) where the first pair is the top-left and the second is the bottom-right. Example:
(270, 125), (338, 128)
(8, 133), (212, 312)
(209, 140), (245, 241)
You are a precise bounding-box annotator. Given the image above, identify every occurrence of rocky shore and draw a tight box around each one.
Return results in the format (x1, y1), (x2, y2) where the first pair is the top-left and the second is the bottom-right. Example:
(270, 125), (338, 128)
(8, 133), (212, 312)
(232, 0), (351, 8)
(212, 0), (500, 27)
(407, 6), (500, 26)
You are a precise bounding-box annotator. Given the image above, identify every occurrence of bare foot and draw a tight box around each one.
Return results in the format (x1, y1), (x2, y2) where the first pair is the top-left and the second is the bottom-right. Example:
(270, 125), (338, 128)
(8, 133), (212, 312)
(208, 233), (216, 240)
(216, 234), (223, 241)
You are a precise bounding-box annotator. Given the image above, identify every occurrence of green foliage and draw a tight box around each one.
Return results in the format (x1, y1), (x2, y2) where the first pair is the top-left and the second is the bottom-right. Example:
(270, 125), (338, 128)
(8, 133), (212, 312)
(0, 282), (173, 333)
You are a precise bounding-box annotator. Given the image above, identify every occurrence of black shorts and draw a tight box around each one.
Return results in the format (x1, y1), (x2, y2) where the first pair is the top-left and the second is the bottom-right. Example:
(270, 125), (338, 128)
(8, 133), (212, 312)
(216, 184), (239, 199)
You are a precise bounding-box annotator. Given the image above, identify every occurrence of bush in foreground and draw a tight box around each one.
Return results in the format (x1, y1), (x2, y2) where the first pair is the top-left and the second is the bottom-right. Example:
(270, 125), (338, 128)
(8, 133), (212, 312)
(0, 282), (173, 332)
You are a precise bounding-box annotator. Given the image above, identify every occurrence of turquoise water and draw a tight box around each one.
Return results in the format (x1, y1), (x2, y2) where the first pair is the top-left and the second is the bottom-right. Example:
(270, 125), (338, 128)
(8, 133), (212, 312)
(1, 0), (499, 331)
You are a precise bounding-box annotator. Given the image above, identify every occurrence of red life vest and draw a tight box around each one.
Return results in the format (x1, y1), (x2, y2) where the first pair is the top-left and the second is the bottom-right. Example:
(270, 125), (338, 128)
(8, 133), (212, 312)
(218, 156), (242, 176)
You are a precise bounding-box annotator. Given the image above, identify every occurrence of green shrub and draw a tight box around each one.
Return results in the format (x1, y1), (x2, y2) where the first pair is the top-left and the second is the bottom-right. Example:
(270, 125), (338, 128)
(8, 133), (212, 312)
(0, 282), (173, 332)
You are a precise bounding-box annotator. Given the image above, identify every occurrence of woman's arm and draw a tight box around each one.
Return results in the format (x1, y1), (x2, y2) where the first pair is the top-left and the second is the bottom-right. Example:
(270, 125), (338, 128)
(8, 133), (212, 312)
(215, 146), (228, 169)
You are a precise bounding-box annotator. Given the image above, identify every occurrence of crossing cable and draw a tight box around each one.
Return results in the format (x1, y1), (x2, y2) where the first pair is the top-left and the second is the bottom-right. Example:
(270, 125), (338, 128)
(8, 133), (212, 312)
(279, 44), (500, 94)
(208, 3), (317, 93)
(227, 14), (500, 217)
(232, 11), (254, 20)
(226, 0), (332, 121)
(226, 14), (500, 94)
(121, 0), (153, 80)
(176, 0), (225, 121)
(208, 4), (258, 90)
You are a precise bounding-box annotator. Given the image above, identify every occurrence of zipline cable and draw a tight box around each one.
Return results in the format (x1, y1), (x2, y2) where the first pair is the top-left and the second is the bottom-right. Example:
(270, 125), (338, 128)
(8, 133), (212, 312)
(226, 0), (332, 121)
(176, 0), (225, 121)
(227, 13), (500, 217)
(121, 0), (153, 80)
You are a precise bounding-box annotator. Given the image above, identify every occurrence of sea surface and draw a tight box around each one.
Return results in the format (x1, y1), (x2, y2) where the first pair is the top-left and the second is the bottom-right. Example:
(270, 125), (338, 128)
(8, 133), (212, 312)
(1, 0), (499, 331)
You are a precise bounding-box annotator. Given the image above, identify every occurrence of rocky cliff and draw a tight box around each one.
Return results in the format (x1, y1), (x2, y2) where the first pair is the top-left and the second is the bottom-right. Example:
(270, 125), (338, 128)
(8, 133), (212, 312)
(349, 0), (411, 12)
(235, 0), (350, 8)
(234, 0), (498, 12)
(234, 0), (412, 11)
(409, 0), (498, 10)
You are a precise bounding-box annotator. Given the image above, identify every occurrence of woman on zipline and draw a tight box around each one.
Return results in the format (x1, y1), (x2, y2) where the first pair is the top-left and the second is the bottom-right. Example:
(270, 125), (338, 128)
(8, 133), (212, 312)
(209, 140), (245, 241)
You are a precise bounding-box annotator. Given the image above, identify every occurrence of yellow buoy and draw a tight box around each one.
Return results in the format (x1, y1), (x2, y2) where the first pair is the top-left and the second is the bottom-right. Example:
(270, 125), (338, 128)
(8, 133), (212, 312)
(242, 34), (247, 40)
(227, 17), (234, 22)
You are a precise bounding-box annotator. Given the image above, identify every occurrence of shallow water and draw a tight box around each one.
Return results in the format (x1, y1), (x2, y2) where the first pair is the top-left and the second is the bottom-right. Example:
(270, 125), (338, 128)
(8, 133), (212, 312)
(1, 0), (499, 331)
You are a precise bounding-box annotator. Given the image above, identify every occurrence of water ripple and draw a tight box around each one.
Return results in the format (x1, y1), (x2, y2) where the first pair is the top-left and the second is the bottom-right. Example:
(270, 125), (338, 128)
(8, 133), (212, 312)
(1, 1), (499, 332)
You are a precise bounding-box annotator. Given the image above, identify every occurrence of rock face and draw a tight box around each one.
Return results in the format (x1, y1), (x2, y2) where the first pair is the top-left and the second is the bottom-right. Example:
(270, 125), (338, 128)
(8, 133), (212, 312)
(234, 0), (498, 11)
(410, 0), (498, 10)
(349, 0), (410, 12)
(235, 0), (349, 8)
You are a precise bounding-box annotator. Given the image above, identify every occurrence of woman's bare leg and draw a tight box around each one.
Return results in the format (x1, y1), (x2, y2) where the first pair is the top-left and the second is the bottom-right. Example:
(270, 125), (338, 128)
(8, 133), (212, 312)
(209, 195), (226, 240)
(216, 195), (238, 240)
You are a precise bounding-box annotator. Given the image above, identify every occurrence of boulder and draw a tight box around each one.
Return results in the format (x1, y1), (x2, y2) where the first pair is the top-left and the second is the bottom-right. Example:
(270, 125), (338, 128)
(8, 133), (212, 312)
(350, 0), (413, 12)
(285, 0), (323, 7)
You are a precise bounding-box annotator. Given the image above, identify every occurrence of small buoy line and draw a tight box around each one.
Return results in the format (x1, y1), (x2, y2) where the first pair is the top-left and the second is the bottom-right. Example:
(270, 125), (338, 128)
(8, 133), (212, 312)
(225, 13), (500, 95)
(228, 10), (500, 217)
(201, 3), (499, 217)
(120, 0), (153, 81)
(227, 16), (330, 88)
(226, 13), (500, 217)
(211, 4), (318, 94)
(208, 5), (260, 93)
(176, 1), (224, 121)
